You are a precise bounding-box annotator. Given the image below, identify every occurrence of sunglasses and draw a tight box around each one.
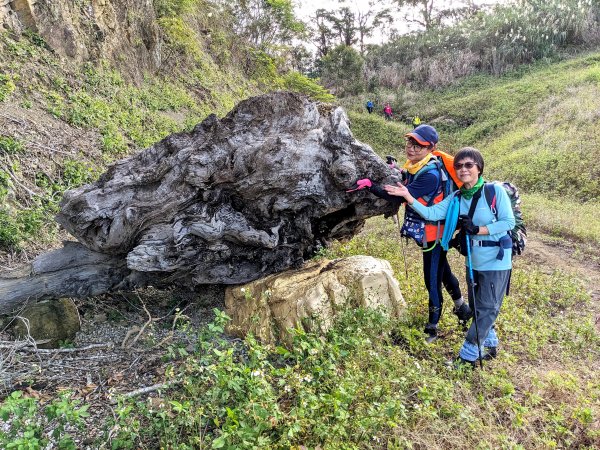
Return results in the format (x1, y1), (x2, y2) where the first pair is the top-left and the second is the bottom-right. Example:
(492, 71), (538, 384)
(454, 162), (478, 170)
(405, 140), (426, 150)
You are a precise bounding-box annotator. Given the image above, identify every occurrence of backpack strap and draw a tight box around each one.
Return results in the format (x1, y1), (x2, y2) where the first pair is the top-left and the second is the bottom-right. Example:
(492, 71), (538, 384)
(484, 183), (497, 219)
(412, 159), (442, 206)
(466, 187), (483, 218)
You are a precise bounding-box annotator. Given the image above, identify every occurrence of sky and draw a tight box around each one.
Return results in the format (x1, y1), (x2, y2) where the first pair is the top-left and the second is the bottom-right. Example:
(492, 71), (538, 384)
(295, 0), (506, 45)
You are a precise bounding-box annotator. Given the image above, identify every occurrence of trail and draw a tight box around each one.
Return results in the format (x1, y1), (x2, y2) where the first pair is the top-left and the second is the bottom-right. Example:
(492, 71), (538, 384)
(518, 231), (600, 333)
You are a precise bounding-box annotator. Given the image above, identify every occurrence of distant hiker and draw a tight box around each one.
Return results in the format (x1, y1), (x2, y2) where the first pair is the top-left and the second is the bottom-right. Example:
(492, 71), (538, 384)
(412, 115), (421, 128)
(383, 103), (393, 120)
(366, 100), (374, 114)
(385, 147), (515, 366)
(347, 124), (470, 343)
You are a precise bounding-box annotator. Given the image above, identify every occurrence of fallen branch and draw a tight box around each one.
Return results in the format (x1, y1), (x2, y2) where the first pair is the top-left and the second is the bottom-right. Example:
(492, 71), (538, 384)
(25, 139), (73, 156)
(0, 341), (114, 353)
(0, 161), (40, 199)
(111, 380), (183, 404)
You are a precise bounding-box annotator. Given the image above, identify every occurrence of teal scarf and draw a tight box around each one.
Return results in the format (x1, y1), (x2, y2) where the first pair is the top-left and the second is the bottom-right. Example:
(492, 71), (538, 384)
(460, 176), (484, 200)
(441, 195), (460, 251)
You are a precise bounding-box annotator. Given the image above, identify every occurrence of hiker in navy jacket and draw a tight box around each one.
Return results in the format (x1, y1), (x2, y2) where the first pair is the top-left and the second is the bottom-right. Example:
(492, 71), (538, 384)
(386, 147), (515, 365)
(348, 125), (470, 342)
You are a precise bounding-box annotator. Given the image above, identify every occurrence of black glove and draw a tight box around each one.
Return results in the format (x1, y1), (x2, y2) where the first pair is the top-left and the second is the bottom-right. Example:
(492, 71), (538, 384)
(458, 215), (480, 235)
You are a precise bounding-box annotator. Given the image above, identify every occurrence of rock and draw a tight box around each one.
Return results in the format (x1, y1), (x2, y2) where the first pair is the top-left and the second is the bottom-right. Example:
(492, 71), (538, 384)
(225, 255), (405, 345)
(0, 0), (162, 81)
(11, 298), (81, 349)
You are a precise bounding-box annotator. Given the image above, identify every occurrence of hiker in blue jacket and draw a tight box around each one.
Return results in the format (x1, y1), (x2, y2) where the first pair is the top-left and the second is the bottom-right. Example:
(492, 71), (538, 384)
(385, 147), (515, 365)
(348, 125), (470, 343)
(366, 100), (374, 114)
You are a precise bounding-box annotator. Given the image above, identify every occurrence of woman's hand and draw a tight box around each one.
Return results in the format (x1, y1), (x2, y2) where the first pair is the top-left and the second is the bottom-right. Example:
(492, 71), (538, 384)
(384, 183), (414, 204)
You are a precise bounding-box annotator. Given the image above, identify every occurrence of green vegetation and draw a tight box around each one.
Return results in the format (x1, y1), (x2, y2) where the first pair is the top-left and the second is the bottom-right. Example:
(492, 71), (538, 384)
(317, 0), (600, 91)
(0, 210), (21, 251)
(0, 73), (15, 101)
(0, 391), (89, 448)
(5, 217), (596, 447)
(320, 45), (365, 96)
(348, 111), (409, 157)
(0, 156), (99, 252)
(0, 136), (24, 155)
(281, 72), (335, 102)
(346, 53), (600, 244)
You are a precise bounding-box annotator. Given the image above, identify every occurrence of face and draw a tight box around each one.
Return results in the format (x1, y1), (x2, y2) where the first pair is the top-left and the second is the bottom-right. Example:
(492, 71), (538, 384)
(454, 158), (481, 187)
(405, 139), (431, 163)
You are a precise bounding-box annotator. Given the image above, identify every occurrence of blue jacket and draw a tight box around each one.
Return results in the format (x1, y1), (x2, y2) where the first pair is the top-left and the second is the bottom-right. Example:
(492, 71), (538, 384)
(410, 184), (515, 270)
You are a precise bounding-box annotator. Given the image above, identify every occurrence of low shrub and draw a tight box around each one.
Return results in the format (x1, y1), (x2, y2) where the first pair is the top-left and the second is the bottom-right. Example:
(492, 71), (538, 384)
(281, 72), (334, 102)
(0, 209), (20, 251)
(0, 136), (24, 155)
(0, 73), (16, 102)
(0, 391), (89, 448)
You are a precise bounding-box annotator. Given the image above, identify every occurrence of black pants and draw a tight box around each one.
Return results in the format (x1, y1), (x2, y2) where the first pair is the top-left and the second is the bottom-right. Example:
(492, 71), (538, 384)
(423, 244), (462, 325)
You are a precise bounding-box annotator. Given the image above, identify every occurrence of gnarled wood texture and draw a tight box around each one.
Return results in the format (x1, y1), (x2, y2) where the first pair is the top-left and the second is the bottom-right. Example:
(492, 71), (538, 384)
(0, 92), (400, 313)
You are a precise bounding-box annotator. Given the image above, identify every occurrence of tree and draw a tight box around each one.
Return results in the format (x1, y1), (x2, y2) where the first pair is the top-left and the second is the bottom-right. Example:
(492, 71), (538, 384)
(394, 0), (480, 31)
(310, 2), (394, 57)
(330, 7), (358, 47)
(222, 0), (306, 48)
(311, 9), (338, 58)
(355, 1), (394, 54)
(288, 44), (314, 74)
(320, 45), (365, 96)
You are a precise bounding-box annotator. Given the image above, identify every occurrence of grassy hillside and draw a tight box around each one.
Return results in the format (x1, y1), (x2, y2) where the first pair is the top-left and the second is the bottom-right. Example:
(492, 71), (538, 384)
(346, 53), (600, 246)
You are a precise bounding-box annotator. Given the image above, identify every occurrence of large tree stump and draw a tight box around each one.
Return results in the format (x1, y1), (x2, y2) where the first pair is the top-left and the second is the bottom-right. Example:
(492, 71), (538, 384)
(0, 92), (401, 313)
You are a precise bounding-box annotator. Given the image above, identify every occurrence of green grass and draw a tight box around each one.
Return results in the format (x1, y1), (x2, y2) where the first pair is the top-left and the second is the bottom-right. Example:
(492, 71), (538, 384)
(347, 112), (410, 158)
(347, 52), (600, 243)
(523, 193), (600, 245)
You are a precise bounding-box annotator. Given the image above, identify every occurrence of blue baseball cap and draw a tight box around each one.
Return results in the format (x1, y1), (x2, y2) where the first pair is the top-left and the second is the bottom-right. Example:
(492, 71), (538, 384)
(406, 124), (438, 146)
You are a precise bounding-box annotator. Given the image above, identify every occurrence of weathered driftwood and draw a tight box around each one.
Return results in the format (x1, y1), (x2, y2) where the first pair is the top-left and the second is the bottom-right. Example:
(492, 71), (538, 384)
(0, 92), (400, 314)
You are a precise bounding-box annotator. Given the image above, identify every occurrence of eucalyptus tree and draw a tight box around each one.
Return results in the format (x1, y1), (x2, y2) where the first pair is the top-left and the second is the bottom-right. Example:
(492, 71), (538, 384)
(310, 1), (393, 56)
(221, 0), (306, 48)
(393, 0), (480, 31)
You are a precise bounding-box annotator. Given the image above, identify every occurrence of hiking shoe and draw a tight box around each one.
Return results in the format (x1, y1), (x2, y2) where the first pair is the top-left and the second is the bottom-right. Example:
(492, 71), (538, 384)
(453, 302), (473, 322)
(482, 347), (497, 361)
(423, 324), (438, 344)
(445, 356), (477, 370)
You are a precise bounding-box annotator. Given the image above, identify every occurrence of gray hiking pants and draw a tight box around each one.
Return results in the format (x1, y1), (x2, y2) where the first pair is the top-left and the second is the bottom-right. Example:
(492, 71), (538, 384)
(465, 269), (511, 347)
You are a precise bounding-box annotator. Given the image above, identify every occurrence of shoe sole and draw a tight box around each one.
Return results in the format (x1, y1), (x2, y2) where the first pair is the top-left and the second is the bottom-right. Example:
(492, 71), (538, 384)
(425, 335), (439, 344)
